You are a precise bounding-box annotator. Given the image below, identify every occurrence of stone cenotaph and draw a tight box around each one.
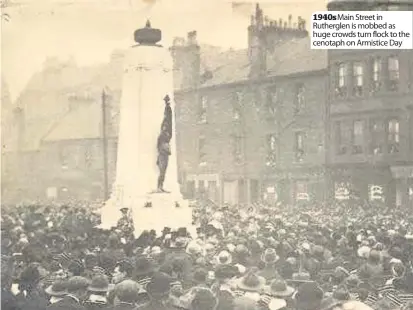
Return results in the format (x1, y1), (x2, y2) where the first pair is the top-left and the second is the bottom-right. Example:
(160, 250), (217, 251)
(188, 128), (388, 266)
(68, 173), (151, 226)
(100, 21), (192, 236)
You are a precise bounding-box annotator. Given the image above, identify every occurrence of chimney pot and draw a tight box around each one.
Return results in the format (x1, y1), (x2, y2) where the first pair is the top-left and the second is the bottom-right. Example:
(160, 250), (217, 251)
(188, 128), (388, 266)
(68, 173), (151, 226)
(187, 31), (198, 45)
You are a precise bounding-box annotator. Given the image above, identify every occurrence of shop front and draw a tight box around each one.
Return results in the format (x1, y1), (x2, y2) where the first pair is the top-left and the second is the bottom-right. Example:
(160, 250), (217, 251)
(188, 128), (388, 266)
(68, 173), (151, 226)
(391, 166), (413, 208)
(263, 167), (327, 206)
(329, 165), (393, 206)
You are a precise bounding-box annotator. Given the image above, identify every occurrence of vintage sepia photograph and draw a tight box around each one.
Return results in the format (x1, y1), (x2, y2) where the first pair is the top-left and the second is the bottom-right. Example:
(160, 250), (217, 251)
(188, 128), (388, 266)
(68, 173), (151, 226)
(1, 0), (413, 309)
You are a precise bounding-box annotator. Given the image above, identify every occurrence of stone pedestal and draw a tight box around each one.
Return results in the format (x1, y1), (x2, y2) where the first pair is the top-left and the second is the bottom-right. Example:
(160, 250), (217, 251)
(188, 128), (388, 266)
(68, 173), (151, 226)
(100, 194), (194, 237)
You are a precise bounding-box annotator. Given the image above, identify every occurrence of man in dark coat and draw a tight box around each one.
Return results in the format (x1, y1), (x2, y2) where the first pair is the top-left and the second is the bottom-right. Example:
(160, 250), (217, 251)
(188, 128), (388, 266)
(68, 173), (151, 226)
(47, 276), (89, 310)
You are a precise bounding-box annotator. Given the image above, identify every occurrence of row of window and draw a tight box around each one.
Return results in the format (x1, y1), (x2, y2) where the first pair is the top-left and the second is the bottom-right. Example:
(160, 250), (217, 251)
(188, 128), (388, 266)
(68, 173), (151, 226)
(266, 132), (307, 165)
(198, 83), (306, 123)
(335, 56), (400, 98)
(198, 134), (243, 166)
(334, 118), (400, 156)
(197, 131), (307, 167)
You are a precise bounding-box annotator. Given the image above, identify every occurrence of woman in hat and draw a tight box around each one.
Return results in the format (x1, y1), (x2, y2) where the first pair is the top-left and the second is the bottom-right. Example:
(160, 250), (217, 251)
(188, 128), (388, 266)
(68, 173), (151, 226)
(84, 275), (109, 310)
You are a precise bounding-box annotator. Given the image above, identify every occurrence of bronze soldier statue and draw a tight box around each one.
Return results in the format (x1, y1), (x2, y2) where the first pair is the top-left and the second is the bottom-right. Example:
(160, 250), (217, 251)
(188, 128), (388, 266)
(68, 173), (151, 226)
(162, 95), (172, 138)
(156, 95), (173, 192)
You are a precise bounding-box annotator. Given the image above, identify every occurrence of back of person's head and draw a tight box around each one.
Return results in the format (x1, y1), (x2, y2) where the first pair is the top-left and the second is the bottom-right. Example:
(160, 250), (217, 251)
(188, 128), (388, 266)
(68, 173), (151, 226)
(190, 288), (217, 310)
(114, 280), (140, 303)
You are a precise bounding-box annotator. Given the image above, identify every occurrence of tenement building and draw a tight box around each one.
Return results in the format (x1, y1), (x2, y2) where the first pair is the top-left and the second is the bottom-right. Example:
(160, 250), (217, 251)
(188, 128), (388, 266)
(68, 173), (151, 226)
(327, 0), (413, 207)
(2, 5), (329, 206)
(172, 5), (327, 205)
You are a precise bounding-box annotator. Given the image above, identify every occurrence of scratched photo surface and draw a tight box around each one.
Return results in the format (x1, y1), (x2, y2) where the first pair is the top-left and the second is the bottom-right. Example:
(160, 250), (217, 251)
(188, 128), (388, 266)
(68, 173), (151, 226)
(1, 0), (413, 309)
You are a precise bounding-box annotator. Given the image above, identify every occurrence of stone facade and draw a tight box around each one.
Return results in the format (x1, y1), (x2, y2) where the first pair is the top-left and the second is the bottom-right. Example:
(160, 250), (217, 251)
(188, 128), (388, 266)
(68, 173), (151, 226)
(327, 0), (413, 207)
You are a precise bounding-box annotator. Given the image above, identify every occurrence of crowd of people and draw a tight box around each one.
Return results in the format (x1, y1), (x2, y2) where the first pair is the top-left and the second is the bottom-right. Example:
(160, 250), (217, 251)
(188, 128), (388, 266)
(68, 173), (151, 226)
(1, 199), (413, 310)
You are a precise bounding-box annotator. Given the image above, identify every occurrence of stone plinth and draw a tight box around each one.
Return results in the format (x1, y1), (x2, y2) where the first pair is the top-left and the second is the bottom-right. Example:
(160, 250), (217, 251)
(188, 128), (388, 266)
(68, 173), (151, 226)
(100, 194), (194, 237)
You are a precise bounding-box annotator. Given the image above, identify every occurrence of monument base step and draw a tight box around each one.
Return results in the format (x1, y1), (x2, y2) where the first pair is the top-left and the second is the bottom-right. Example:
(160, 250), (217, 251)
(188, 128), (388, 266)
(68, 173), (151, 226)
(99, 194), (194, 237)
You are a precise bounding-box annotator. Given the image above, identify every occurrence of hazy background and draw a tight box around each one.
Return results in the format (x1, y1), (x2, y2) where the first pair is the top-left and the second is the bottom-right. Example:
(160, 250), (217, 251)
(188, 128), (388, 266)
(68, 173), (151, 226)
(2, 0), (327, 101)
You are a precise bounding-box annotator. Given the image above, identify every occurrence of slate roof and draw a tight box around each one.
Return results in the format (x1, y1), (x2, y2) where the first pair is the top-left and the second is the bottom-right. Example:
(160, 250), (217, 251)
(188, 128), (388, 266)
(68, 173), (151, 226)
(201, 49), (250, 87)
(200, 37), (327, 88)
(42, 102), (119, 142)
(42, 103), (101, 142)
(266, 38), (327, 76)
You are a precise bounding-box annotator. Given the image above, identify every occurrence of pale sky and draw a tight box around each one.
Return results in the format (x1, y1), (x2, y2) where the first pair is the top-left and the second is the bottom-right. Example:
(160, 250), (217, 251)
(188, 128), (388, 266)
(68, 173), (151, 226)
(1, 0), (327, 101)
